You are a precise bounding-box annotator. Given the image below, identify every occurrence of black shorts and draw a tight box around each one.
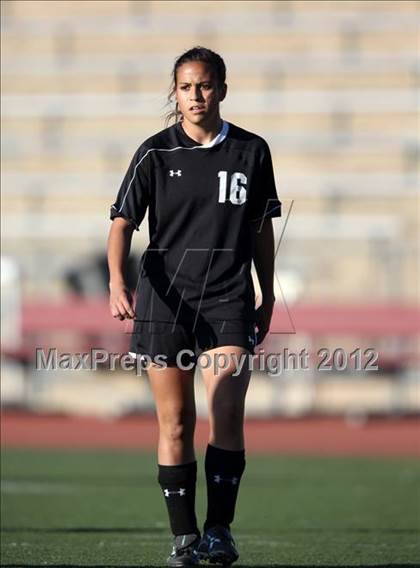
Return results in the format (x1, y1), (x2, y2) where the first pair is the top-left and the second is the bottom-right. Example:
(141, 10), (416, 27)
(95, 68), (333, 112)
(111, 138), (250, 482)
(128, 318), (257, 367)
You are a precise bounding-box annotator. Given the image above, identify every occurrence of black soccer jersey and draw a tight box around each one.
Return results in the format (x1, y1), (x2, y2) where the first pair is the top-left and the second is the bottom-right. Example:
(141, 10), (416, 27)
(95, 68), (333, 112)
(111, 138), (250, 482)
(110, 119), (281, 326)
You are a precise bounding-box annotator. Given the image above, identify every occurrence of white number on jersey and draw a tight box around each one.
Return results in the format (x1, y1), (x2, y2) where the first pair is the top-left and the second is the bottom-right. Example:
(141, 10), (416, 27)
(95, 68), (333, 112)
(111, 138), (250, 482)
(218, 171), (247, 205)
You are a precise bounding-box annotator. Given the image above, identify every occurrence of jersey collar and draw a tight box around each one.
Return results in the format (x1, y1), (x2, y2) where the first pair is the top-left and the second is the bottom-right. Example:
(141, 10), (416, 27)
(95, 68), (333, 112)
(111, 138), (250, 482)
(177, 120), (229, 148)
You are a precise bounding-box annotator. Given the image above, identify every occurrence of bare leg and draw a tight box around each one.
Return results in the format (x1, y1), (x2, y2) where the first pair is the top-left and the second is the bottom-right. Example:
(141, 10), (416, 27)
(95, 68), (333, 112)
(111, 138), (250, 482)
(147, 363), (200, 540)
(200, 346), (252, 450)
(147, 363), (197, 465)
(199, 345), (251, 540)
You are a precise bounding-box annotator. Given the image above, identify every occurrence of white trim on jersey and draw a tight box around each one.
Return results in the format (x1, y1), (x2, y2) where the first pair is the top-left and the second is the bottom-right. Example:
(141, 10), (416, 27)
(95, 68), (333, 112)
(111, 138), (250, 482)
(198, 119), (229, 148)
(114, 121), (230, 214)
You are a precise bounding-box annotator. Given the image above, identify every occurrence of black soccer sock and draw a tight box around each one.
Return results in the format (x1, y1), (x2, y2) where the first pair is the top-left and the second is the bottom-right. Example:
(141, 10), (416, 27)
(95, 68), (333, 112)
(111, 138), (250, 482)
(158, 460), (199, 537)
(204, 444), (246, 532)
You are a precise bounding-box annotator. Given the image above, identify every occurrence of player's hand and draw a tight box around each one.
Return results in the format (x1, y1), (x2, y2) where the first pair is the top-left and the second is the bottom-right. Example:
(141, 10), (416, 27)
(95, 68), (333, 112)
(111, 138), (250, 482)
(109, 282), (135, 320)
(255, 296), (275, 345)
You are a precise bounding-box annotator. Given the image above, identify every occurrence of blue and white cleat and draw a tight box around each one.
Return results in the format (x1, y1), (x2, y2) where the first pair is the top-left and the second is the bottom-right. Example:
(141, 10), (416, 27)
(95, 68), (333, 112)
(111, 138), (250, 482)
(196, 525), (239, 566)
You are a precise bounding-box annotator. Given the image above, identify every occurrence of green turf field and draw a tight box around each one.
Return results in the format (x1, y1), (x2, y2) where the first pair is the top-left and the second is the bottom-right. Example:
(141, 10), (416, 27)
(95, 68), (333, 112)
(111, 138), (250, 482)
(1, 449), (419, 566)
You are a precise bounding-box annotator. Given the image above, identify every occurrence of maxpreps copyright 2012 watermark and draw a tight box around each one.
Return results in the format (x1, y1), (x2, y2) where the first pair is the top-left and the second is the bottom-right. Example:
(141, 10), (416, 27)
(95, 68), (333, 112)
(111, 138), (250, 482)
(35, 347), (379, 376)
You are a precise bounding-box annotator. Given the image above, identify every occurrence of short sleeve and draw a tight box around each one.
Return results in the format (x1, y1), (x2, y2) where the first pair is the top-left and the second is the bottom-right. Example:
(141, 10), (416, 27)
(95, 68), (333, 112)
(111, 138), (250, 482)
(110, 144), (151, 231)
(248, 139), (282, 223)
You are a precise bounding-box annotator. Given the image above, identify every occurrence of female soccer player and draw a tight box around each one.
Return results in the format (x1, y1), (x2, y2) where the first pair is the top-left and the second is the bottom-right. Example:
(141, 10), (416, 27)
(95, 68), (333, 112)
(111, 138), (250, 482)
(107, 46), (281, 567)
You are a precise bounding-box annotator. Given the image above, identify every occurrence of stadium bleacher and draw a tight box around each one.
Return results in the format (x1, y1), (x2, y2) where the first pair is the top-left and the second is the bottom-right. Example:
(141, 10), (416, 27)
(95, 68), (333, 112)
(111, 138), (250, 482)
(2, 0), (418, 302)
(1, 0), (419, 415)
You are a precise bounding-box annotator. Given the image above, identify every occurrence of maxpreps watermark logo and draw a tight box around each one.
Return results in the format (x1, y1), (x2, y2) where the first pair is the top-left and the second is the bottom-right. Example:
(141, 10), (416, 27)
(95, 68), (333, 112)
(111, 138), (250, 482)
(35, 348), (135, 372)
(35, 347), (378, 376)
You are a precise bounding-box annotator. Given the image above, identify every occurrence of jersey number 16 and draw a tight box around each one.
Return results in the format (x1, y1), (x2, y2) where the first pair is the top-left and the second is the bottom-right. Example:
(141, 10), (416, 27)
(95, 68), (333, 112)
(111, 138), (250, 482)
(217, 171), (247, 205)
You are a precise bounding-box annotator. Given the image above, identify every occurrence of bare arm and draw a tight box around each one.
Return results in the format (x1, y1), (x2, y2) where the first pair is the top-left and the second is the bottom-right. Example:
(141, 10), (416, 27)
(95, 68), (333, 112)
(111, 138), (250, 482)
(107, 217), (136, 320)
(251, 218), (276, 344)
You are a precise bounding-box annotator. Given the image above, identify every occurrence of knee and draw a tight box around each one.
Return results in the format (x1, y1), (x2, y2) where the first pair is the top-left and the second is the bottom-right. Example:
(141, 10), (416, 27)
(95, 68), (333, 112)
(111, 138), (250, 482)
(212, 402), (244, 433)
(159, 408), (196, 443)
(164, 422), (189, 444)
(211, 408), (244, 449)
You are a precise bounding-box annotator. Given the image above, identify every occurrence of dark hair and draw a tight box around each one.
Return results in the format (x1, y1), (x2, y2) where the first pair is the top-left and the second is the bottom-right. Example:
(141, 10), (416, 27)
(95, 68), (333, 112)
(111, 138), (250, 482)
(163, 46), (226, 127)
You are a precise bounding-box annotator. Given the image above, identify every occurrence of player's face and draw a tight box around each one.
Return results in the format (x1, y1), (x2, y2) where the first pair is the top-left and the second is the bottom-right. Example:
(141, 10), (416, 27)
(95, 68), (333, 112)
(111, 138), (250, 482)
(175, 61), (226, 127)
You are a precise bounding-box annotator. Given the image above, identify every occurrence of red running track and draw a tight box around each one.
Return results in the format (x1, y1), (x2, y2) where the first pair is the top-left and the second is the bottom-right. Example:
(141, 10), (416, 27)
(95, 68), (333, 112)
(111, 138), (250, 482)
(1, 412), (419, 457)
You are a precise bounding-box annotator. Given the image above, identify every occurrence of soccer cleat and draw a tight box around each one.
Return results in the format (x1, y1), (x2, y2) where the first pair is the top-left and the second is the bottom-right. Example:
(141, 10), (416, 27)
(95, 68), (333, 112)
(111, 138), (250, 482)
(196, 525), (239, 566)
(166, 532), (201, 567)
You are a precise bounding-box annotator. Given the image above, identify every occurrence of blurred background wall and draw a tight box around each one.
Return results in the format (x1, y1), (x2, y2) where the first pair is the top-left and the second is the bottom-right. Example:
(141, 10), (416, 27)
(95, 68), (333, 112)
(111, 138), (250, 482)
(1, 0), (419, 419)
